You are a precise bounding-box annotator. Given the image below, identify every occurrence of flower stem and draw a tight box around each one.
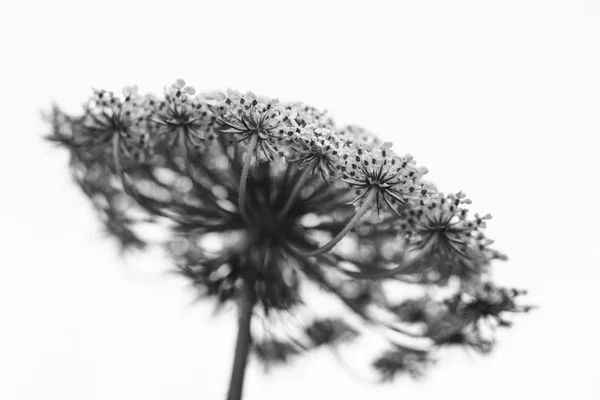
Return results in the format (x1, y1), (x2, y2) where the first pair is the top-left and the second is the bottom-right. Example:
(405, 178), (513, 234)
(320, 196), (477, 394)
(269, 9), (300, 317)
(238, 134), (258, 224)
(276, 160), (316, 220)
(226, 279), (256, 400)
(339, 257), (421, 280)
(179, 129), (195, 178)
(112, 133), (133, 196)
(112, 133), (122, 176)
(300, 190), (376, 257)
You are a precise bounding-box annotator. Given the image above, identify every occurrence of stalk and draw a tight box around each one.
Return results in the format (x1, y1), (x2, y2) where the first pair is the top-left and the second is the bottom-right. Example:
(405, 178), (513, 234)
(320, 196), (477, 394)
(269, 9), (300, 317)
(112, 133), (122, 176)
(276, 159), (316, 220)
(226, 279), (256, 400)
(300, 190), (376, 257)
(112, 133), (134, 196)
(238, 134), (258, 224)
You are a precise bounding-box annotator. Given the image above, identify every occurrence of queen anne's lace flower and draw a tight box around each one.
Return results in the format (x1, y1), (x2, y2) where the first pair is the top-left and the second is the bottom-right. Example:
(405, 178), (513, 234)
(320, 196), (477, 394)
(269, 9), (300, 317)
(45, 79), (529, 393)
(214, 90), (297, 161)
(337, 124), (384, 148)
(399, 192), (494, 261)
(54, 87), (152, 166)
(341, 144), (431, 214)
(285, 101), (335, 128)
(84, 87), (145, 135)
(372, 346), (433, 380)
(425, 283), (530, 350)
(289, 126), (343, 181)
(146, 80), (216, 150)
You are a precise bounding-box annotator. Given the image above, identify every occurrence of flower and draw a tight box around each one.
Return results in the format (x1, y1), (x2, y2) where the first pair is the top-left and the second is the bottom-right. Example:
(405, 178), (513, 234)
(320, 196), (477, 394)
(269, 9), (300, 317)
(146, 79), (216, 149)
(424, 283), (531, 352)
(372, 346), (433, 381)
(50, 86), (152, 168)
(289, 126), (343, 181)
(45, 80), (528, 391)
(391, 192), (508, 284)
(86, 86), (146, 133)
(213, 90), (296, 161)
(285, 101), (335, 128)
(340, 144), (431, 214)
(337, 124), (384, 148)
(399, 192), (497, 261)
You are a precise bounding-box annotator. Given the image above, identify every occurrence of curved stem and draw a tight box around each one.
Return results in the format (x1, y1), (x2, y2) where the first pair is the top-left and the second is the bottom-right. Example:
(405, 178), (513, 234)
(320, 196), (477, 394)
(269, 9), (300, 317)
(300, 190), (376, 257)
(340, 258), (421, 280)
(296, 255), (429, 348)
(112, 133), (122, 175)
(329, 347), (376, 386)
(238, 134), (258, 224)
(112, 133), (134, 197)
(276, 160), (316, 220)
(112, 132), (141, 199)
(179, 128), (198, 182)
(232, 139), (242, 178)
(226, 279), (256, 400)
(178, 127), (187, 159)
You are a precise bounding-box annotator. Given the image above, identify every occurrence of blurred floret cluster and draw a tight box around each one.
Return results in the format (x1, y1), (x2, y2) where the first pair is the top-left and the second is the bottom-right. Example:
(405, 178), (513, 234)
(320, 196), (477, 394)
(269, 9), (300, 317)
(46, 79), (530, 383)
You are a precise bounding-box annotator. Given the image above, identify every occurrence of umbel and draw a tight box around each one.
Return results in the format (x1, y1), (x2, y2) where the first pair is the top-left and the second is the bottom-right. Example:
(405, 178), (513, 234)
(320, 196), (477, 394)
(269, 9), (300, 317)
(46, 79), (530, 400)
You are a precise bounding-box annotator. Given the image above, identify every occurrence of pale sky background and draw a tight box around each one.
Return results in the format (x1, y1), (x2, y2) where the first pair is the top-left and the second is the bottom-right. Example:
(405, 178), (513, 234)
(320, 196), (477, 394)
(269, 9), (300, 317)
(1, 0), (599, 399)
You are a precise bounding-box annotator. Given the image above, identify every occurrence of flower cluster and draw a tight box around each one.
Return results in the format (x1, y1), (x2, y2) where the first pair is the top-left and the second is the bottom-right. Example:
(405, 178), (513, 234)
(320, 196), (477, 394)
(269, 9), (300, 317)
(389, 283), (530, 352)
(63, 86), (154, 163)
(45, 79), (529, 387)
(147, 79), (217, 149)
(392, 192), (506, 284)
(289, 126), (343, 181)
(372, 346), (434, 380)
(341, 144), (431, 214)
(399, 192), (492, 258)
(212, 89), (298, 161)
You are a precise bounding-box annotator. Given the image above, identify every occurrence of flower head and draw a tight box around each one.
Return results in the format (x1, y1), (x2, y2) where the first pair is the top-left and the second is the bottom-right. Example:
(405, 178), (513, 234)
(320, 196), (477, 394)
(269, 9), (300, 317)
(372, 346), (433, 381)
(214, 90), (296, 161)
(289, 126), (343, 181)
(392, 192), (506, 284)
(285, 101), (335, 128)
(45, 79), (528, 387)
(340, 144), (431, 214)
(400, 192), (495, 261)
(337, 124), (383, 148)
(425, 283), (531, 352)
(146, 79), (216, 149)
(47, 86), (151, 169)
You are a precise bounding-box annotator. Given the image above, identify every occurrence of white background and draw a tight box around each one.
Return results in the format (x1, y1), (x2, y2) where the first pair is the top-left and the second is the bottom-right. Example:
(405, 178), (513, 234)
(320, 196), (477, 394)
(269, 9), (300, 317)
(1, 0), (599, 399)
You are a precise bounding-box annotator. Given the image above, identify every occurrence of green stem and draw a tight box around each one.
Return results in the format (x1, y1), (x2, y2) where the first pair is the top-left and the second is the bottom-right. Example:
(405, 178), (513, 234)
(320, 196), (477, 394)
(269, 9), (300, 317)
(238, 134), (258, 224)
(300, 190), (376, 257)
(226, 279), (256, 400)
(276, 160), (316, 220)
